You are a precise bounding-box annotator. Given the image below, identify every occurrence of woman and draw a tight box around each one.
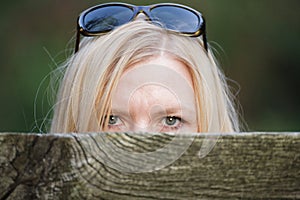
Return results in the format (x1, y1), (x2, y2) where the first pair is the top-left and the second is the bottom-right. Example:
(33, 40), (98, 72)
(50, 2), (240, 133)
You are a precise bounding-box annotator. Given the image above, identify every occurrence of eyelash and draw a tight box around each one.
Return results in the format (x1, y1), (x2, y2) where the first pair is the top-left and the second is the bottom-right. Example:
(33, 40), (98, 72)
(105, 115), (123, 128)
(105, 115), (184, 131)
(161, 116), (183, 130)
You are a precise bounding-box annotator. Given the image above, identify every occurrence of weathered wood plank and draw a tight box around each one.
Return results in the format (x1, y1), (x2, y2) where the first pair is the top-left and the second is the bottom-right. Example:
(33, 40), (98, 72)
(0, 132), (299, 199)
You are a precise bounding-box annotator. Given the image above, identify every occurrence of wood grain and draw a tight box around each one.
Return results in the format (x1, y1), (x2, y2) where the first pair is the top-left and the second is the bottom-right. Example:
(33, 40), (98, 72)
(0, 132), (299, 199)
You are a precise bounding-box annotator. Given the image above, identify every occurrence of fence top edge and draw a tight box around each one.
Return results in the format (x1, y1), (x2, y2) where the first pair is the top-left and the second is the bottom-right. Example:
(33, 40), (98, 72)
(0, 132), (299, 138)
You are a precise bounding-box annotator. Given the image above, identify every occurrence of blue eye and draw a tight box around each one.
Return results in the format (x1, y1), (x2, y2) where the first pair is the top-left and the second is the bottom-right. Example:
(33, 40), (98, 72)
(108, 115), (119, 125)
(164, 116), (181, 126)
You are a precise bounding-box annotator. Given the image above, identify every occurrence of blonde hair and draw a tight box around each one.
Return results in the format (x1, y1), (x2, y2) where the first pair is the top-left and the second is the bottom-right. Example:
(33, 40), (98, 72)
(50, 21), (240, 133)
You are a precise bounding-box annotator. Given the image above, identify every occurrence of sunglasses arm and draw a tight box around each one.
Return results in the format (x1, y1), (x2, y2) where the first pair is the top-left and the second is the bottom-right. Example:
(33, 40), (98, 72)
(202, 32), (208, 52)
(75, 26), (81, 53)
(201, 19), (208, 52)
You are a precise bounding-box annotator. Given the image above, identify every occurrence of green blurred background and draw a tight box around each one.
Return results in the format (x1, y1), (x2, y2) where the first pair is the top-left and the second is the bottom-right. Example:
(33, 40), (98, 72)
(0, 0), (299, 132)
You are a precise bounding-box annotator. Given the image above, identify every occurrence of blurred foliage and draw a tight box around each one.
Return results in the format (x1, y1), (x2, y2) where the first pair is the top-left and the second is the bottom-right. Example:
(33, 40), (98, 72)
(0, 0), (299, 132)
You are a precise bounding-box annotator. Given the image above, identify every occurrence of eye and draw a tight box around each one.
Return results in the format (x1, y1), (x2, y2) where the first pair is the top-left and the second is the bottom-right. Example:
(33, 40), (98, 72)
(163, 116), (181, 127)
(104, 115), (125, 132)
(108, 115), (120, 125)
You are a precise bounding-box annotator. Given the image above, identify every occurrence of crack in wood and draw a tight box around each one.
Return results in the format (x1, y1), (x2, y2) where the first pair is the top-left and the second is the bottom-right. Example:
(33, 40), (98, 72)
(0, 133), (299, 199)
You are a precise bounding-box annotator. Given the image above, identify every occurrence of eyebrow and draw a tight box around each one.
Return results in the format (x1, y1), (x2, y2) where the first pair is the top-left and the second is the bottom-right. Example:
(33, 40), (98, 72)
(154, 106), (196, 117)
(111, 105), (196, 117)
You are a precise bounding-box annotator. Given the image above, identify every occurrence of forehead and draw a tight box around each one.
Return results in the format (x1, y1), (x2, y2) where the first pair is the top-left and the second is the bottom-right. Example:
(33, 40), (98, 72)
(112, 56), (196, 110)
(123, 55), (194, 88)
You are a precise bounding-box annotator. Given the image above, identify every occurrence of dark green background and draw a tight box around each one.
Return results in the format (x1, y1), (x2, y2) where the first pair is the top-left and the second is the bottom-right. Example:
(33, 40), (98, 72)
(1, 0), (299, 132)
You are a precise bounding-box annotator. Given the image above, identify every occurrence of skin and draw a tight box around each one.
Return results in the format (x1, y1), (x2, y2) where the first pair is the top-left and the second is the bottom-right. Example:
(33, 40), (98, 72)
(107, 55), (197, 133)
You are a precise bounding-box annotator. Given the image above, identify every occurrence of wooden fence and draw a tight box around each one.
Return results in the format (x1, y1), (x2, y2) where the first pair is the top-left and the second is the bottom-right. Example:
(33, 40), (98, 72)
(0, 132), (299, 199)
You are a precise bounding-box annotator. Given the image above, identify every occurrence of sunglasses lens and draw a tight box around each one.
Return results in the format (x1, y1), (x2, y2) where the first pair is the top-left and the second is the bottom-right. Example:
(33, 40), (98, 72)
(151, 6), (202, 33)
(83, 6), (134, 33)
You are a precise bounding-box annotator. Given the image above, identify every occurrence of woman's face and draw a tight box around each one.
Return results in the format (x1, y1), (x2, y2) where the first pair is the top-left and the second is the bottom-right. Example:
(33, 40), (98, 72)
(107, 55), (197, 133)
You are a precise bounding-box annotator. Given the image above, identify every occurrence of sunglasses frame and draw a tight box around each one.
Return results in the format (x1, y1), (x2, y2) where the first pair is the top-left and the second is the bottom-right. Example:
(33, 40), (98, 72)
(75, 2), (207, 52)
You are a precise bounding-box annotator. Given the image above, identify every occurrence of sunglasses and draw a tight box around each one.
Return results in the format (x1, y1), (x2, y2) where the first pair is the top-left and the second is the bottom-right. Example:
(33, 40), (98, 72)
(75, 2), (207, 53)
